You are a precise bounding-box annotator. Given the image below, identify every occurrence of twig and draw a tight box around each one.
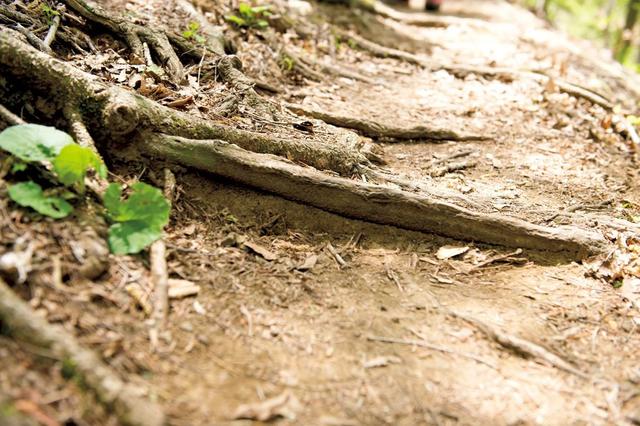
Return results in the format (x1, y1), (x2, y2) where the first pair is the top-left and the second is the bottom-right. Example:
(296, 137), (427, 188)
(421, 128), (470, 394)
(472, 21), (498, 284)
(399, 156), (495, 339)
(43, 14), (61, 48)
(326, 242), (347, 267)
(384, 261), (404, 292)
(15, 23), (52, 54)
(149, 168), (176, 349)
(367, 335), (496, 369)
(0, 104), (25, 126)
(0, 277), (165, 426)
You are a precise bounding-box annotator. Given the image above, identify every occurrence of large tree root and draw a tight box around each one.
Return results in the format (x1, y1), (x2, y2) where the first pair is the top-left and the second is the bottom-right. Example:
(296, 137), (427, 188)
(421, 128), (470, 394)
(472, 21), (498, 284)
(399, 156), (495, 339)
(0, 30), (370, 176)
(0, 278), (165, 426)
(285, 103), (489, 141)
(139, 134), (606, 259)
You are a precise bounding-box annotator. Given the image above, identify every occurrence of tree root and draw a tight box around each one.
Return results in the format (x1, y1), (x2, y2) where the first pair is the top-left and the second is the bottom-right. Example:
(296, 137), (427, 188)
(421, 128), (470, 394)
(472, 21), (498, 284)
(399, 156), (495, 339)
(284, 47), (379, 85)
(352, 0), (458, 28)
(450, 312), (589, 379)
(285, 103), (489, 141)
(139, 133), (606, 259)
(334, 28), (427, 67)
(0, 277), (165, 426)
(61, 0), (185, 83)
(441, 64), (615, 110)
(0, 30), (370, 176)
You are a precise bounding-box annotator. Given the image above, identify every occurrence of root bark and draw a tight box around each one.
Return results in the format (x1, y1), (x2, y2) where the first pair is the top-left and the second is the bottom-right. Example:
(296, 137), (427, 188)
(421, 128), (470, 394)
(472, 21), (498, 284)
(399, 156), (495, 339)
(139, 133), (606, 259)
(285, 103), (489, 141)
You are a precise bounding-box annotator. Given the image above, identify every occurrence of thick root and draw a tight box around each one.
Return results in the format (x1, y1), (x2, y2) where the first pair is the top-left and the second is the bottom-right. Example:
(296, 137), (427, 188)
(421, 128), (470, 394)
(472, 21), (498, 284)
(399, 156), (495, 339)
(139, 133), (607, 259)
(334, 28), (428, 67)
(0, 30), (370, 176)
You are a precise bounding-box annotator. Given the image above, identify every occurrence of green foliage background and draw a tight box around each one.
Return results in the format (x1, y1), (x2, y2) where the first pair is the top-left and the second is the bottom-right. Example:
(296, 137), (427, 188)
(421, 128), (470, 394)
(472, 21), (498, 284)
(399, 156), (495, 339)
(522, 0), (640, 69)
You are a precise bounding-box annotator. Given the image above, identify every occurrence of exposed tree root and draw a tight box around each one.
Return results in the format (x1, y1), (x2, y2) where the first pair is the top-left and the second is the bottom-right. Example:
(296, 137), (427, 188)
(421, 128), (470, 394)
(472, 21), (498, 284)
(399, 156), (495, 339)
(61, 0), (185, 83)
(0, 30), (370, 176)
(334, 28), (427, 67)
(352, 0), (461, 28)
(0, 278), (165, 426)
(284, 47), (379, 85)
(450, 312), (589, 379)
(441, 64), (615, 110)
(285, 103), (489, 141)
(139, 133), (606, 259)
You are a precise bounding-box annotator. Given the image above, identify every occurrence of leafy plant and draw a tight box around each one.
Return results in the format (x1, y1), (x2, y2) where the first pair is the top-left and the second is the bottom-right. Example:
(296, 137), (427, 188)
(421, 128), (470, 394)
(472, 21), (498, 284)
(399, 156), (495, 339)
(0, 124), (73, 163)
(279, 53), (295, 72)
(53, 144), (107, 189)
(182, 21), (206, 44)
(226, 3), (272, 29)
(0, 124), (170, 254)
(7, 181), (72, 219)
(41, 4), (60, 25)
(103, 182), (170, 254)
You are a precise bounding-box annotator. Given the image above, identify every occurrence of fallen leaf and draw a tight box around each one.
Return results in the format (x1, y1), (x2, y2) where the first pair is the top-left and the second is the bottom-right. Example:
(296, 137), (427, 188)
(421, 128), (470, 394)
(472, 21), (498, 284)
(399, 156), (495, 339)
(233, 391), (300, 421)
(296, 254), (318, 271)
(436, 245), (469, 260)
(244, 241), (278, 261)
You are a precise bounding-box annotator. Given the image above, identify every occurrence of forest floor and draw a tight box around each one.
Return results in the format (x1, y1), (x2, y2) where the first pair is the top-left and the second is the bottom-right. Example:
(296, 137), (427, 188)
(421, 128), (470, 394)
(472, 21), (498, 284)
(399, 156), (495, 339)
(3, 0), (640, 425)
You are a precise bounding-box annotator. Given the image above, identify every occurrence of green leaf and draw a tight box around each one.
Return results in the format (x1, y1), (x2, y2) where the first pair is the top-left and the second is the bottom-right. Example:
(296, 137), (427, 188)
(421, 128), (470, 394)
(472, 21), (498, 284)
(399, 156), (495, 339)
(8, 181), (73, 219)
(108, 221), (164, 255)
(226, 14), (247, 26)
(11, 162), (27, 173)
(194, 34), (206, 44)
(103, 182), (170, 254)
(53, 144), (107, 186)
(103, 183), (123, 217)
(238, 3), (253, 16)
(188, 21), (200, 31)
(182, 29), (194, 39)
(251, 5), (271, 14)
(256, 19), (269, 28)
(0, 124), (74, 162)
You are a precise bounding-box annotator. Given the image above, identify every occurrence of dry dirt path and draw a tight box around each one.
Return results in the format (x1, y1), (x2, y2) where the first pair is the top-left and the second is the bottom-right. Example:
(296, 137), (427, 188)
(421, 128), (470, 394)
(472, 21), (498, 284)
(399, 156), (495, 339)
(3, 0), (640, 425)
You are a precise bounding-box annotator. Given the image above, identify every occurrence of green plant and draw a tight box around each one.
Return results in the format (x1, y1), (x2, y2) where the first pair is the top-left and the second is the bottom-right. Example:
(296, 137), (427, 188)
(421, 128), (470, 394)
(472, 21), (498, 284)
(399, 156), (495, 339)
(0, 124), (170, 254)
(225, 3), (272, 29)
(41, 4), (60, 25)
(103, 182), (170, 255)
(182, 21), (206, 44)
(279, 53), (295, 72)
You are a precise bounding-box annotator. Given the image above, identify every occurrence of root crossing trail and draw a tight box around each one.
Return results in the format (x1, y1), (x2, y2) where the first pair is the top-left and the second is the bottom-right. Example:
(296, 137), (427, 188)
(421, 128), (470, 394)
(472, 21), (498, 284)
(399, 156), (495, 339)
(2, 0), (640, 425)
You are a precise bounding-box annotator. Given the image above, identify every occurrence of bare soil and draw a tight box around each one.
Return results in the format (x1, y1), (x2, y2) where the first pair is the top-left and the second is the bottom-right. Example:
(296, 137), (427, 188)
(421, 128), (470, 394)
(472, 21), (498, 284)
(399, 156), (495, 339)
(2, 0), (640, 425)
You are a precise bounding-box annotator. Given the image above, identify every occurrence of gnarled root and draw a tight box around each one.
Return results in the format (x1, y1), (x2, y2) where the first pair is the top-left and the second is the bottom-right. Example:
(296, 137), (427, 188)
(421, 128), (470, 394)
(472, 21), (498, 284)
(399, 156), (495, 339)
(0, 30), (370, 176)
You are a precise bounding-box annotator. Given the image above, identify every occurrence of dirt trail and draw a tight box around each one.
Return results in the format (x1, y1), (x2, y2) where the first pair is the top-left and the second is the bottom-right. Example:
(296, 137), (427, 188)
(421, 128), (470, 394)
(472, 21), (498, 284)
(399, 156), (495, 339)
(2, 0), (640, 425)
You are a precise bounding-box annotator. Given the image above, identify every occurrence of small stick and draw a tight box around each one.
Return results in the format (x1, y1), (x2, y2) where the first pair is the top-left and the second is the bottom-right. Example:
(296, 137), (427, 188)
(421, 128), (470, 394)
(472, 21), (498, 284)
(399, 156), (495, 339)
(149, 168), (176, 348)
(450, 312), (589, 379)
(367, 335), (496, 369)
(326, 242), (347, 267)
(0, 104), (25, 126)
(43, 14), (61, 48)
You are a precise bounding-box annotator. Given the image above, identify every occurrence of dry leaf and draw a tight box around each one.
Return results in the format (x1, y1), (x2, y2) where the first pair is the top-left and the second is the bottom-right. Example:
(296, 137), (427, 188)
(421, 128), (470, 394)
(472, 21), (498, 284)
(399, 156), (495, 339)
(296, 254), (318, 271)
(436, 245), (469, 260)
(244, 241), (278, 261)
